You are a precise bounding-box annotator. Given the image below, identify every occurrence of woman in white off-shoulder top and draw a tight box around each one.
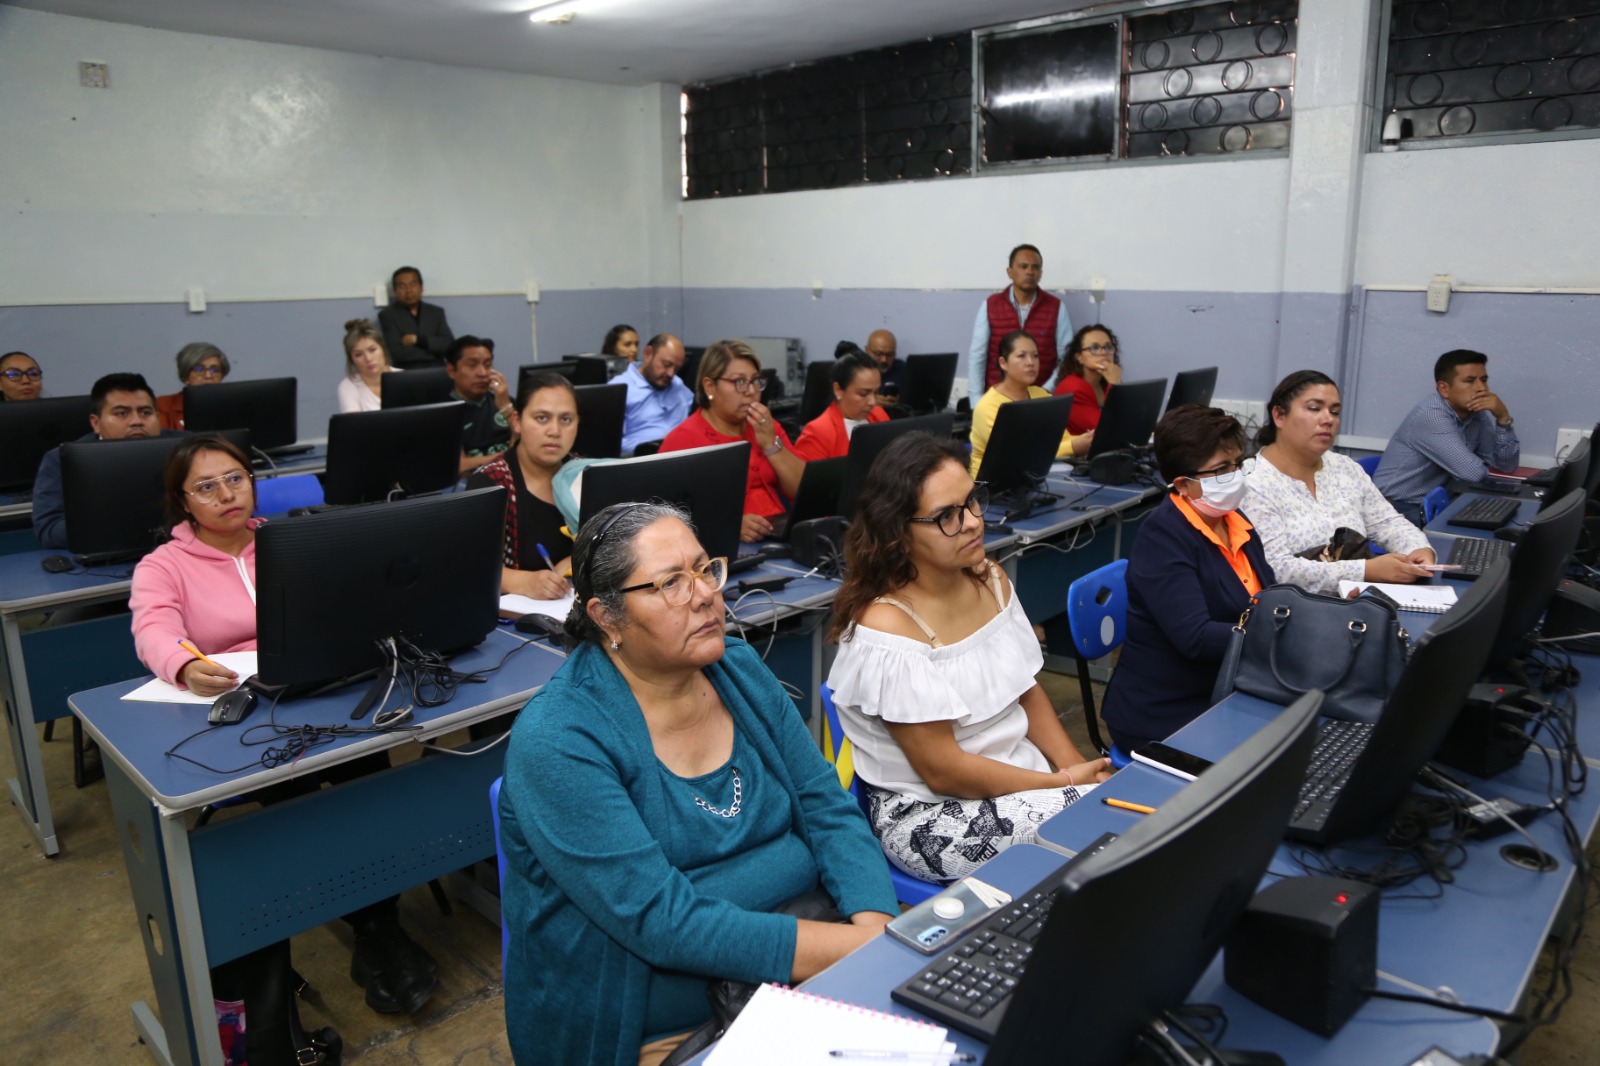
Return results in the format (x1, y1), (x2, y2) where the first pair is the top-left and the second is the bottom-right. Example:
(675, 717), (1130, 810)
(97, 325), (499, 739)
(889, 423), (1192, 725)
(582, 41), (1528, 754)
(826, 432), (1112, 883)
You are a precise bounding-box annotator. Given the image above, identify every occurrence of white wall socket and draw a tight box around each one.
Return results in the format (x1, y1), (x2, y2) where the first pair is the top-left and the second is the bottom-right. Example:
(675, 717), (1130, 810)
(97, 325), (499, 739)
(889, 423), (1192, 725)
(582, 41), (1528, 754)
(1213, 399), (1266, 426)
(1426, 274), (1453, 313)
(1090, 277), (1107, 303)
(526, 281), (540, 304)
(186, 288), (206, 313)
(372, 283), (387, 307)
(1555, 427), (1591, 459)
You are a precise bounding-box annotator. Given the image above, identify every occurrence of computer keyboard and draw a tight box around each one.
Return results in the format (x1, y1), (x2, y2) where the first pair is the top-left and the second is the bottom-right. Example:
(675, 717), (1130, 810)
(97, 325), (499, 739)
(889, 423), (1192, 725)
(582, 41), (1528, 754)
(1443, 537), (1511, 579)
(1447, 496), (1519, 530)
(890, 832), (1117, 1040)
(1287, 719), (1374, 836)
(1524, 466), (1558, 488)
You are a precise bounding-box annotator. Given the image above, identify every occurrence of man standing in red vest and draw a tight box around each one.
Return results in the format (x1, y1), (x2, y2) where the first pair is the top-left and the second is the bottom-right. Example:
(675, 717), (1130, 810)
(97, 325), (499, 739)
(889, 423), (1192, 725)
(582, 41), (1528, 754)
(966, 244), (1072, 403)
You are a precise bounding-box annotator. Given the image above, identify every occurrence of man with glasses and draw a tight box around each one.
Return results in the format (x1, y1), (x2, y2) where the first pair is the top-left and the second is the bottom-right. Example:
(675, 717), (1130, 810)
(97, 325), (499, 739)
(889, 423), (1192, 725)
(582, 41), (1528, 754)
(33, 372), (178, 549)
(1, 351), (43, 401)
(966, 244), (1071, 403)
(618, 332), (693, 455)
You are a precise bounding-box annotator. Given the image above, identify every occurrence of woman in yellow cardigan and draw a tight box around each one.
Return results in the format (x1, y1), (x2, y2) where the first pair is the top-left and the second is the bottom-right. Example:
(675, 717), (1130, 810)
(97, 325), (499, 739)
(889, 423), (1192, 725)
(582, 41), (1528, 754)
(968, 331), (1093, 476)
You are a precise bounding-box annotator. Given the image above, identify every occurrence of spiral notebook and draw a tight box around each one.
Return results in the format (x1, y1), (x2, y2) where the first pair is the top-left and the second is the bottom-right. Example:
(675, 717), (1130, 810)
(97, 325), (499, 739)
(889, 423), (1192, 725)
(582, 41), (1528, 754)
(1337, 581), (1458, 614)
(706, 982), (956, 1064)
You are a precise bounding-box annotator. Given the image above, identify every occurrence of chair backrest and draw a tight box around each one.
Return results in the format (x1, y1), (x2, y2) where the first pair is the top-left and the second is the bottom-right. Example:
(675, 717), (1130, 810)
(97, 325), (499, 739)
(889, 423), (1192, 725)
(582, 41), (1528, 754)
(1066, 558), (1130, 660)
(253, 473), (324, 516)
(489, 777), (509, 974)
(819, 684), (854, 790)
(1356, 454), (1382, 477)
(1422, 485), (1451, 524)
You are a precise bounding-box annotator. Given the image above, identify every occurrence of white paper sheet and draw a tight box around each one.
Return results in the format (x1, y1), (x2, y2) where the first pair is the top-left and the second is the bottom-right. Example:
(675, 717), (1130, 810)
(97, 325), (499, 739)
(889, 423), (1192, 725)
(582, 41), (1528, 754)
(500, 591), (576, 621)
(706, 983), (953, 1065)
(1337, 581), (1458, 611)
(121, 651), (259, 705)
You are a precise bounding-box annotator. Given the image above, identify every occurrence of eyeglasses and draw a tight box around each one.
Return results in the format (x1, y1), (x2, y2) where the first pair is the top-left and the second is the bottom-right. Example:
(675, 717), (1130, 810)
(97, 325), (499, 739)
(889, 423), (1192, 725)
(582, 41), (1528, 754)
(717, 376), (765, 395)
(617, 557), (729, 607)
(2, 367), (42, 381)
(1190, 457), (1255, 485)
(185, 470), (251, 502)
(1082, 343), (1117, 354)
(908, 483), (989, 537)
(190, 364), (225, 378)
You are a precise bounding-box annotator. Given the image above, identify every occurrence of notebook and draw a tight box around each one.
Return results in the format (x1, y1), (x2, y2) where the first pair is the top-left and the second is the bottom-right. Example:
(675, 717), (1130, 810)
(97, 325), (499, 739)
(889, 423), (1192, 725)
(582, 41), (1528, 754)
(122, 651), (259, 705)
(1337, 581), (1458, 614)
(707, 982), (957, 1065)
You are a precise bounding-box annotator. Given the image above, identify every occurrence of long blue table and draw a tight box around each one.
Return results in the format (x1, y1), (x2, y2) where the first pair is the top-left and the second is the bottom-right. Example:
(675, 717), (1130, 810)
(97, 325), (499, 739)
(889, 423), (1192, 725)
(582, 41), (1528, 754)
(70, 627), (566, 1066)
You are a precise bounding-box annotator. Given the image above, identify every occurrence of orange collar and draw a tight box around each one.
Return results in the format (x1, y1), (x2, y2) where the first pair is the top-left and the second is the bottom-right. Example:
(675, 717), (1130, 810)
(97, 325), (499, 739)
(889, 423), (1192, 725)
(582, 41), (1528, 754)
(1171, 493), (1254, 553)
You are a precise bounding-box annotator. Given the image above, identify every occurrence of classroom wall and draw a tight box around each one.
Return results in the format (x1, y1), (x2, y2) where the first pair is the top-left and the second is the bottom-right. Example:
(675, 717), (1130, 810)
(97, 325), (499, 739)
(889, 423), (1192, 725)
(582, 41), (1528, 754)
(0, 6), (674, 432)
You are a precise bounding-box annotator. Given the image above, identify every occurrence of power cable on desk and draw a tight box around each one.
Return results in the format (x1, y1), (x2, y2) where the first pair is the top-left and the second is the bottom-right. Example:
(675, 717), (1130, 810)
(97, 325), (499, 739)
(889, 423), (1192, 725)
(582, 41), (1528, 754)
(163, 685), (422, 775)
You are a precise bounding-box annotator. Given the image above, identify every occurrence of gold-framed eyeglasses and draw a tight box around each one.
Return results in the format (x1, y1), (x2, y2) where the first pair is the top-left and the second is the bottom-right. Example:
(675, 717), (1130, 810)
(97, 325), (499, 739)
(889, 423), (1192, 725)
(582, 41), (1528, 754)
(185, 469), (251, 502)
(617, 556), (729, 606)
(1190, 457), (1255, 486)
(908, 483), (989, 537)
(717, 376), (765, 395)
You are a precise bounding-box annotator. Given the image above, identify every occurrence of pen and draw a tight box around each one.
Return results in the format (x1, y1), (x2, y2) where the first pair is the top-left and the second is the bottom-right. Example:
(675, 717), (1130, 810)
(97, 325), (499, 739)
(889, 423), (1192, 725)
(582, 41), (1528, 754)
(828, 1052), (976, 1063)
(1101, 797), (1157, 815)
(536, 543), (557, 571)
(178, 639), (225, 669)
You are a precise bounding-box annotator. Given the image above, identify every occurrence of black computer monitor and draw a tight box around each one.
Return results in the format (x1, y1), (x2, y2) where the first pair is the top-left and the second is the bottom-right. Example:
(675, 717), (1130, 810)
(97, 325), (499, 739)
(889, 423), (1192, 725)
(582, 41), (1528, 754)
(380, 368), (454, 409)
(565, 357), (610, 386)
(1488, 489), (1586, 672)
(578, 442), (747, 563)
(798, 361), (836, 423)
(904, 353), (959, 414)
(1292, 557), (1509, 845)
(840, 412), (956, 519)
(968, 691), (1322, 1065)
(1581, 423), (1600, 501)
(678, 346), (706, 390)
(61, 435), (188, 562)
(1542, 435), (1590, 511)
(776, 456), (847, 540)
(183, 377), (298, 452)
(254, 487), (503, 691)
(0, 394), (92, 492)
(322, 402), (466, 505)
(573, 383), (626, 459)
(1164, 366), (1218, 415)
(1086, 377), (1168, 458)
(974, 395), (1074, 499)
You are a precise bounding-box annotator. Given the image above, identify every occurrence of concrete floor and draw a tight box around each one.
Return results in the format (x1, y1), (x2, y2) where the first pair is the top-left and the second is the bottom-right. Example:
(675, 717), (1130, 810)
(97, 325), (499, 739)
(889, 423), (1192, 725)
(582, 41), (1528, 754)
(3, 671), (1596, 1063)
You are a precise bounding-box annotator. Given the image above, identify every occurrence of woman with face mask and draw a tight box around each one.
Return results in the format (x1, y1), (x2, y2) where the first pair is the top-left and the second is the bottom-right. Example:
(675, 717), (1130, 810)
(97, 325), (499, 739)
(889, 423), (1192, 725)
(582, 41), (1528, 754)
(1098, 404), (1274, 754)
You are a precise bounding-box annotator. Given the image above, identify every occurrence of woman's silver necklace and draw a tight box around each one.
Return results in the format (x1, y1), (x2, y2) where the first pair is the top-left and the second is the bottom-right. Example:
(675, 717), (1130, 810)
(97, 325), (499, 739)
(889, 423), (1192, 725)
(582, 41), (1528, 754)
(693, 765), (742, 818)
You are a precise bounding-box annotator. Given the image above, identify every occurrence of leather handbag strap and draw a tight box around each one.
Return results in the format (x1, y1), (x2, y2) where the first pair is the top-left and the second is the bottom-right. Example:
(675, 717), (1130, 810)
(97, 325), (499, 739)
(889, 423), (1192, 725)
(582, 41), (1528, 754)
(1265, 605), (1369, 696)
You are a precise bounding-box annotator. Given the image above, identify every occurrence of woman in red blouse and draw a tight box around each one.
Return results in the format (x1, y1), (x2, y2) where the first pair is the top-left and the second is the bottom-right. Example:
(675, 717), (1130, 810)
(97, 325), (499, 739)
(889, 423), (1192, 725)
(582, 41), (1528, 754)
(1053, 324), (1123, 436)
(792, 351), (890, 462)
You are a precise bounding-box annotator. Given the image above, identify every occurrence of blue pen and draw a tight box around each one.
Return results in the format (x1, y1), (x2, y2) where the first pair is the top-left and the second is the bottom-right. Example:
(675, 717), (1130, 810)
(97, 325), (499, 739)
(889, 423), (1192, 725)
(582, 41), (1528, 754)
(536, 543), (557, 572)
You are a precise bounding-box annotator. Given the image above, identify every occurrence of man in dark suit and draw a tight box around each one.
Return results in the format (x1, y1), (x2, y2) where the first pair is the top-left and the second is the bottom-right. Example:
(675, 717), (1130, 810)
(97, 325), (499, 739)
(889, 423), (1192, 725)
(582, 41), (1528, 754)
(378, 265), (454, 369)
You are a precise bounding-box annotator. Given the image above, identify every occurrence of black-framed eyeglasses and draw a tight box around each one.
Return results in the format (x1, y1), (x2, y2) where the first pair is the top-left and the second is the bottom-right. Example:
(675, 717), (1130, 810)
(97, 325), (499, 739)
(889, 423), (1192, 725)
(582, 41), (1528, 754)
(2, 367), (42, 381)
(717, 375), (765, 395)
(616, 557), (728, 606)
(908, 483), (989, 537)
(1189, 457), (1255, 485)
(1082, 342), (1118, 354)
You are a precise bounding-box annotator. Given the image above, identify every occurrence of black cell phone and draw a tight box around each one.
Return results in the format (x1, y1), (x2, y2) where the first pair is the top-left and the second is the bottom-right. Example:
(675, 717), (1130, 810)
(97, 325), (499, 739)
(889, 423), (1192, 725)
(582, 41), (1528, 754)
(1358, 585), (1402, 612)
(1130, 742), (1213, 782)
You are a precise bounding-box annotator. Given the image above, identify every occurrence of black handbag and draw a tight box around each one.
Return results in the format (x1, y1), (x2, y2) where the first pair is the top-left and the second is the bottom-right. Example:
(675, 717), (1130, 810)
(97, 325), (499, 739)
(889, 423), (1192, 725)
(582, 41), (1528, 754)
(1211, 584), (1409, 723)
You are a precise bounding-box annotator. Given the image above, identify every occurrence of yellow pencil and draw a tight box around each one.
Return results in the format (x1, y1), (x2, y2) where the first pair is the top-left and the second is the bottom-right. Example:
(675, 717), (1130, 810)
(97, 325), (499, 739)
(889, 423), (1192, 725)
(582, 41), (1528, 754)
(1101, 797), (1157, 815)
(177, 639), (224, 669)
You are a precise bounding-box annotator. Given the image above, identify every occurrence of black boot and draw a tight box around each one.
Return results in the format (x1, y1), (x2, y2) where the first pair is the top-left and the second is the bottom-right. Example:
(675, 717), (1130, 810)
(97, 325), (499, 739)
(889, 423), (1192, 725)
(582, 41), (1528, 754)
(347, 901), (438, 1014)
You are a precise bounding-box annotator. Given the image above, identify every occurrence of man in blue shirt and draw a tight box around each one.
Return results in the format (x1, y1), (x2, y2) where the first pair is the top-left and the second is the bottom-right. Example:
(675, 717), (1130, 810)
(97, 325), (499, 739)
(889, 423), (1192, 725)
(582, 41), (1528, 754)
(1374, 349), (1520, 523)
(618, 332), (693, 454)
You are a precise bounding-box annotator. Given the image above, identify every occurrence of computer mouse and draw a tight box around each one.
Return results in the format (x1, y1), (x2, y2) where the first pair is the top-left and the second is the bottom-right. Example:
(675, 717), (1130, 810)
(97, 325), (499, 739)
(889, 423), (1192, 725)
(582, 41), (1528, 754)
(207, 687), (257, 726)
(40, 555), (76, 574)
(1493, 525), (1526, 543)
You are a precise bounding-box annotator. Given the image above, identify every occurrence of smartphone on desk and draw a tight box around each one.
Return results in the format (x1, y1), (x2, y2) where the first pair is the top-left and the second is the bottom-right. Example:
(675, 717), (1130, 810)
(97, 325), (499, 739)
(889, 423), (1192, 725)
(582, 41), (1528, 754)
(887, 877), (1012, 955)
(1130, 742), (1213, 782)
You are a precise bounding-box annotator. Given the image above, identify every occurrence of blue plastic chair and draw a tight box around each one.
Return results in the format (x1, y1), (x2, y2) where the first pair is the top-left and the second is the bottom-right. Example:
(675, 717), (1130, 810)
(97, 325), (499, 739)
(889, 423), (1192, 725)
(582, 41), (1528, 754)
(1356, 454), (1382, 478)
(1064, 559), (1133, 769)
(489, 777), (509, 975)
(820, 685), (940, 906)
(1423, 485), (1451, 525)
(253, 473), (324, 517)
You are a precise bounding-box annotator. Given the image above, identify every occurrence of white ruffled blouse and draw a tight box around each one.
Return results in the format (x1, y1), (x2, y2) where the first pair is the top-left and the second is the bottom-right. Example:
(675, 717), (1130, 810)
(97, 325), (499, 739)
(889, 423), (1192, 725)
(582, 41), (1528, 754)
(827, 584), (1049, 804)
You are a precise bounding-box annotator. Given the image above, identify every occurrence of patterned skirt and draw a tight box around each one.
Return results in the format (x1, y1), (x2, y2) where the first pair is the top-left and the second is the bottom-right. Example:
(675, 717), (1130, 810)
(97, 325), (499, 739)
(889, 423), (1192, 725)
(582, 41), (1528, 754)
(864, 782), (1093, 884)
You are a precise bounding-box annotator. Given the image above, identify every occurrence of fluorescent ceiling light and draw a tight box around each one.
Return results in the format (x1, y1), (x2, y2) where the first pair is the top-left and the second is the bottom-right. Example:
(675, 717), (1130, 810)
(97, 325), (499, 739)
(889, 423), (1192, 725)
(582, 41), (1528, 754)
(528, 0), (584, 22)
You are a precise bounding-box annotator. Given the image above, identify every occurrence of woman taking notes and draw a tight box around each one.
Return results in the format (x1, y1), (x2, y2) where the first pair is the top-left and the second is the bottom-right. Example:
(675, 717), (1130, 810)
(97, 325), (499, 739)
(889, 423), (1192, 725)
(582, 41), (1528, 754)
(1242, 370), (1434, 595)
(792, 351), (889, 461)
(969, 331), (1092, 477)
(1099, 405), (1274, 753)
(498, 503), (896, 1065)
(464, 371), (577, 599)
(827, 433), (1111, 883)
(337, 318), (399, 413)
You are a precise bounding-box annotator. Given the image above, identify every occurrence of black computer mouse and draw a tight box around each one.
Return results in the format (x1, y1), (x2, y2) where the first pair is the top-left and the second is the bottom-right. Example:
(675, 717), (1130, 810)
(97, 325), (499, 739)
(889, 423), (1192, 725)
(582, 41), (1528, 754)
(1494, 525), (1526, 543)
(207, 688), (257, 726)
(40, 555), (76, 574)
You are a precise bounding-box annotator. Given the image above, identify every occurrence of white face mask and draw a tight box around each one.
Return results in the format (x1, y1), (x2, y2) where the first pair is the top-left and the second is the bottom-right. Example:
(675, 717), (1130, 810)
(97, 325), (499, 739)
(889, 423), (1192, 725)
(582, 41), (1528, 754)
(1188, 473), (1248, 518)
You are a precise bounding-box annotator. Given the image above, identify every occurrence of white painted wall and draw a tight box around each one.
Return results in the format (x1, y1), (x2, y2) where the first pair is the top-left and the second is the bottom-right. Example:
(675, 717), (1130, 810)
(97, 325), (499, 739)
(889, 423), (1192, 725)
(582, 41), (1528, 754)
(0, 6), (670, 305)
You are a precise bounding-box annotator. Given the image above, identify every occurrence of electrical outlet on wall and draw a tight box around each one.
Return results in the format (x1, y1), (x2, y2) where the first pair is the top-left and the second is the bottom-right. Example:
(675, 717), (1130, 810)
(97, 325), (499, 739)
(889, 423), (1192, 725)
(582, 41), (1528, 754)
(1426, 274), (1453, 314)
(1556, 427), (1591, 459)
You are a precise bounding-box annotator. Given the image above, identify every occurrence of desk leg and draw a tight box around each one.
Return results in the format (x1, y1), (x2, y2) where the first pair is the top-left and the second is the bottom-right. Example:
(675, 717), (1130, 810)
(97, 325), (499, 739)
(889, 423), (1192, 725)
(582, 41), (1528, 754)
(1, 614), (58, 856)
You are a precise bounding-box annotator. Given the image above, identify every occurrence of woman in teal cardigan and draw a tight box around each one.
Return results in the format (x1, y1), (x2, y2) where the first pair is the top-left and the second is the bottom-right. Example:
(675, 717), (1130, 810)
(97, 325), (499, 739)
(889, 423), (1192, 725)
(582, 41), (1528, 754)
(498, 502), (898, 1066)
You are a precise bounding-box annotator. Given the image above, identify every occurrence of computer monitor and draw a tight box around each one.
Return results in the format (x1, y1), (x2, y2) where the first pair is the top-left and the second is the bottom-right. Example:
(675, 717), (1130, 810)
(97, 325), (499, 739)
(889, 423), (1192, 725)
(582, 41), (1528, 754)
(565, 356), (610, 386)
(974, 395), (1074, 499)
(322, 402), (466, 505)
(903, 353), (959, 415)
(0, 394), (92, 492)
(573, 383), (626, 459)
(840, 412), (955, 519)
(380, 368), (454, 409)
(61, 435), (188, 562)
(967, 691), (1322, 1065)
(1488, 489), (1586, 672)
(183, 377), (299, 452)
(798, 361), (836, 423)
(1164, 366), (1218, 415)
(678, 346), (706, 390)
(578, 442), (748, 563)
(1086, 377), (1168, 458)
(776, 456), (847, 540)
(1581, 423), (1600, 501)
(1542, 435), (1590, 511)
(1290, 557), (1509, 845)
(255, 487), (504, 691)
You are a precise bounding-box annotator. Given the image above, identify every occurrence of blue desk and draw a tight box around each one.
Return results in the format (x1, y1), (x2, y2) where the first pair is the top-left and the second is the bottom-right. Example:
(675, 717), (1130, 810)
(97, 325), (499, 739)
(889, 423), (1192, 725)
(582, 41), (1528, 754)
(1427, 492), (1540, 539)
(1, 550), (144, 855)
(70, 628), (565, 1066)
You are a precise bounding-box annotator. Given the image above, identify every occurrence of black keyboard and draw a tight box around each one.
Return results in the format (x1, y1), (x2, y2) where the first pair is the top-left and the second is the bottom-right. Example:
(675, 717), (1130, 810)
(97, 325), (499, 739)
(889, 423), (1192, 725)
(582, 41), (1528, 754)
(1525, 466), (1558, 488)
(890, 833), (1117, 1040)
(1287, 720), (1374, 837)
(1447, 496), (1519, 530)
(1443, 537), (1511, 579)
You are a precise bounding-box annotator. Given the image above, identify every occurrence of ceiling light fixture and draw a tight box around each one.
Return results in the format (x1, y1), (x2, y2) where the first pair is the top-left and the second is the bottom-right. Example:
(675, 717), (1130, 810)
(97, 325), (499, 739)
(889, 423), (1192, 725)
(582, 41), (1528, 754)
(528, 0), (583, 23)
